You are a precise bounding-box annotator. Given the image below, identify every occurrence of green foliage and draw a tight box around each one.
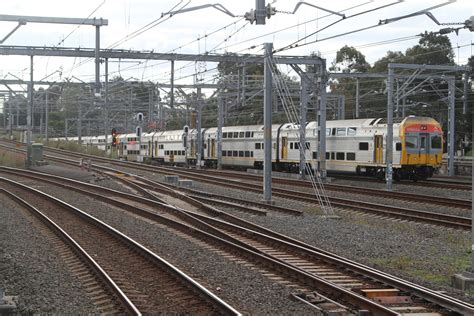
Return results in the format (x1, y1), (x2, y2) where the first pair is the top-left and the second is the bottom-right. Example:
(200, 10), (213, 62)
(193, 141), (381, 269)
(330, 45), (371, 73)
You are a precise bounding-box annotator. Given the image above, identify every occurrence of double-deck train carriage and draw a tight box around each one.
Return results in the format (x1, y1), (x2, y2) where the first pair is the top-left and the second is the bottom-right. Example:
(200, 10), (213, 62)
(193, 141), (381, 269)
(155, 129), (189, 164)
(203, 125), (262, 168)
(271, 122), (313, 172)
(96, 135), (107, 151)
(57, 116), (443, 180)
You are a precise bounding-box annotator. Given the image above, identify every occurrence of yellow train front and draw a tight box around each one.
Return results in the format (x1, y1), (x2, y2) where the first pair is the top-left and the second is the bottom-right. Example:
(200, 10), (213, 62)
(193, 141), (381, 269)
(396, 116), (443, 180)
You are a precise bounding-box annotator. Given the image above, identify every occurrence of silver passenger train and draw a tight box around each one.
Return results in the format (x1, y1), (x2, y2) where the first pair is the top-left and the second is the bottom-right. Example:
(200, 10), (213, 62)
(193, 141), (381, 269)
(59, 116), (443, 180)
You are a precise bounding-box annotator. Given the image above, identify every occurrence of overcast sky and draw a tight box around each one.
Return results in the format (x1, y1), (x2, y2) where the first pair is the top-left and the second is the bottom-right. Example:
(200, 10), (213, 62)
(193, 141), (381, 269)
(0, 0), (472, 89)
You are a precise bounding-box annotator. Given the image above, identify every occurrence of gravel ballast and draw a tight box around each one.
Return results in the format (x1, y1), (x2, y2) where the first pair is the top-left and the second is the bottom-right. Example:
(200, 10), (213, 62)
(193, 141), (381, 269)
(0, 195), (99, 314)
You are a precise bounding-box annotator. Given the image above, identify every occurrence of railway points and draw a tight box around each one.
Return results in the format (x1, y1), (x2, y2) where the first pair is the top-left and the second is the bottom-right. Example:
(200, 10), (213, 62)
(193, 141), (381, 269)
(0, 1), (473, 314)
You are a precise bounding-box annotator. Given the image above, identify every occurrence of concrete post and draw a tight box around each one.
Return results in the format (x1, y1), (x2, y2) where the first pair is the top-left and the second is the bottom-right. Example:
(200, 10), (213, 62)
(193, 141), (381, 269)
(386, 67), (394, 190)
(355, 78), (359, 118)
(263, 43), (273, 203)
(299, 74), (309, 179)
(217, 96), (223, 170)
(196, 86), (202, 169)
(447, 78), (455, 176)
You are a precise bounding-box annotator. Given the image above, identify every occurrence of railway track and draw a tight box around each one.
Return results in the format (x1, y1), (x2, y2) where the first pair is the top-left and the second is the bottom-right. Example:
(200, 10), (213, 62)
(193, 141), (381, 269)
(0, 142), (470, 229)
(0, 176), (240, 315)
(2, 167), (472, 315)
(39, 143), (473, 205)
(329, 173), (472, 191)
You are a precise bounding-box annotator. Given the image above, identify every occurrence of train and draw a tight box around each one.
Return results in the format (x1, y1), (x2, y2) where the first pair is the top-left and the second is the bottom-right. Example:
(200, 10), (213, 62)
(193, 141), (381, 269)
(57, 116), (443, 181)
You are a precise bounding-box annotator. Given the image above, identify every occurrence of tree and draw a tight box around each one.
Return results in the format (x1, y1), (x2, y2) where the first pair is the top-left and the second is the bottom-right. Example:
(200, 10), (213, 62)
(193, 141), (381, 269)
(330, 45), (371, 73)
(405, 32), (454, 65)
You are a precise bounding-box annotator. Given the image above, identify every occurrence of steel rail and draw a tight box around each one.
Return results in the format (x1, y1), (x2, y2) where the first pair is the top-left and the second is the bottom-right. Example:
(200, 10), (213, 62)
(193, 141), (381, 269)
(0, 168), (397, 315)
(3, 166), (472, 314)
(0, 176), (241, 316)
(0, 188), (141, 316)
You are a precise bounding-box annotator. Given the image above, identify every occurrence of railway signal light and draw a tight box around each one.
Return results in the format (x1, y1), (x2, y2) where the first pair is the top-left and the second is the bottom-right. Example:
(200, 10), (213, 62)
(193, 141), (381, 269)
(112, 128), (117, 147)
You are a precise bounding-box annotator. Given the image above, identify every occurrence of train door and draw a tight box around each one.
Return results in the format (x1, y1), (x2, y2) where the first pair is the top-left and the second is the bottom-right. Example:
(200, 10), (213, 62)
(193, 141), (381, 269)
(419, 133), (429, 164)
(207, 139), (211, 157)
(148, 140), (152, 157)
(154, 141), (158, 157)
(211, 139), (216, 158)
(281, 137), (288, 160)
(374, 135), (383, 164)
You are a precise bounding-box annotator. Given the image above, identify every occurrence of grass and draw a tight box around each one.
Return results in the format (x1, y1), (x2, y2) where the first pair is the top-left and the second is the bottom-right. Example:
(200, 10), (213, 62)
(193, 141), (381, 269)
(48, 140), (108, 158)
(0, 149), (25, 168)
(371, 249), (471, 287)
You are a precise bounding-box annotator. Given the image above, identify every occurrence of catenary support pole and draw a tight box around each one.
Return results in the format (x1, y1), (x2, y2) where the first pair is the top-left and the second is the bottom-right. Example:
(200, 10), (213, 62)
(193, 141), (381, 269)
(318, 61), (327, 180)
(170, 60), (175, 109)
(217, 96), (223, 170)
(8, 92), (12, 138)
(355, 78), (359, 118)
(447, 78), (455, 176)
(299, 74), (309, 179)
(45, 91), (48, 143)
(263, 42), (273, 203)
(26, 55), (33, 167)
(78, 102), (82, 144)
(104, 58), (109, 153)
(95, 25), (100, 95)
(386, 67), (394, 190)
(196, 86), (202, 169)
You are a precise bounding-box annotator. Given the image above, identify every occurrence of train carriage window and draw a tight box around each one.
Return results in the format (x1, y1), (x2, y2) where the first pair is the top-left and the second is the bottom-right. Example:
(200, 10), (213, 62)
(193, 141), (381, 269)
(326, 152), (330, 159)
(251, 151), (254, 157)
(165, 150), (169, 155)
(239, 132), (244, 138)
(227, 151), (232, 156)
(223, 132), (228, 138)
(332, 128), (336, 136)
(396, 143), (402, 151)
(239, 151), (244, 157)
(294, 142), (300, 150)
(233, 150), (238, 157)
(245, 131), (251, 138)
(222, 151), (227, 157)
(431, 135), (442, 149)
(305, 142), (310, 150)
(262, 143), (264, 149)
(405, 136), (418, 149)
(326, 128), (331, 136)
(359, 142), (369, 150)
(331, 152), (335, 160)
(255, 143), (261, 149)
(347, 127), (357, 136)
(347, 152), (356, 160)
(245, 151), (250, 157)
(251, 132), (254, 137)
(312, 151), (318, 159)
(336, 152), (345, 160)
(336, 128), (346, 136)
(228, 132), (233, 138)
(420, 137), (426, 149)
(233, 132), (239, 138)
(290, 143), (294, 150)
